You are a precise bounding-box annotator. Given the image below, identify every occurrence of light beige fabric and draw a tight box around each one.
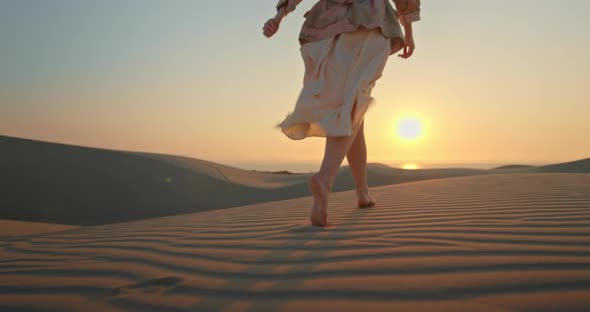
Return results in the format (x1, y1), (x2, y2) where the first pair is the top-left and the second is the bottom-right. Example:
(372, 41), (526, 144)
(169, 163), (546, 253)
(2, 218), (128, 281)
(276, 28), (391, 140)
(277, 0), (421, 55)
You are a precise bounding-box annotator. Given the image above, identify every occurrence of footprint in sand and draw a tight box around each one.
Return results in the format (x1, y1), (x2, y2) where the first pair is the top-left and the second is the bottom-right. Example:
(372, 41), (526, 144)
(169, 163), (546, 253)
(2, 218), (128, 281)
(111, 276), (183, 296)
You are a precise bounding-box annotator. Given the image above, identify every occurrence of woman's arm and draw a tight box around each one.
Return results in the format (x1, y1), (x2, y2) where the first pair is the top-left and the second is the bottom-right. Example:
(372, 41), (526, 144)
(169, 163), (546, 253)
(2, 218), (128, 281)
(399, 23), (415, 59)
(276, 0), (303, 17)
(392, 0), (421, 26)
(392, 0), (421, 59)
(263, 0), (303, 38)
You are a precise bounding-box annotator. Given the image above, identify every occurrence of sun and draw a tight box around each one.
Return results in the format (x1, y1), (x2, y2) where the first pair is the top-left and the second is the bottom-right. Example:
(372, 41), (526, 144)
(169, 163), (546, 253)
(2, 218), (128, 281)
(402, 163), (420, 170)
(397, 117), (423, 140)
(391, 113), (428, 144)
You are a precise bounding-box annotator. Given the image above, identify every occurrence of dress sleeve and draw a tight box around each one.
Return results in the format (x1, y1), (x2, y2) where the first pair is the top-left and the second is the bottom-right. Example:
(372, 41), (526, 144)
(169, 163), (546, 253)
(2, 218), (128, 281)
(276, 0), (303, 16)
(392, 0), (421, 26)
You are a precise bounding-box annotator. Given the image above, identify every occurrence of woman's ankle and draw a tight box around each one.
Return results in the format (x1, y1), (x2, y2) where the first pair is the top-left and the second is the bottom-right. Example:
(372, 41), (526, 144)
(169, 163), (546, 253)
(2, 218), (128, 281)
(356, 185), (369, 196)
(313, 172), (331, 190)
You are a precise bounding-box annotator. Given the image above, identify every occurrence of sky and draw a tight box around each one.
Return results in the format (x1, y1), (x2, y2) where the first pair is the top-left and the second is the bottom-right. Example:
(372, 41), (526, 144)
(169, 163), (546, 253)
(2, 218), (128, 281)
(1, 0), (589, 171)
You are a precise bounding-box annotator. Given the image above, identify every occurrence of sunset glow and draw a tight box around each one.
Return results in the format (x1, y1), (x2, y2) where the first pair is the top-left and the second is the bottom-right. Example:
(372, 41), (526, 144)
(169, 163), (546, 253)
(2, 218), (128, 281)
(402, 163), (420, 170)
(0, 1), (588, 171)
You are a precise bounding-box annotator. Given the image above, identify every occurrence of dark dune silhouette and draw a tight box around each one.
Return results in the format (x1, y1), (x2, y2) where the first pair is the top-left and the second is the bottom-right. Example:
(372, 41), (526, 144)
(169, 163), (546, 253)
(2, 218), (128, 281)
(492, 159), (590, 172)
(1, 134), (588, 226)
(0, 135), (304, 226)
(493, 164), (535, 170)
(537, 157), (590, 173)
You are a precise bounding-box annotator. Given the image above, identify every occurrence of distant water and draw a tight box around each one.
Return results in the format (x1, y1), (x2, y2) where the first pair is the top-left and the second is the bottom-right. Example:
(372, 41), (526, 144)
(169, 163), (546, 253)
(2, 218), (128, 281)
(227, 161), (549, 174)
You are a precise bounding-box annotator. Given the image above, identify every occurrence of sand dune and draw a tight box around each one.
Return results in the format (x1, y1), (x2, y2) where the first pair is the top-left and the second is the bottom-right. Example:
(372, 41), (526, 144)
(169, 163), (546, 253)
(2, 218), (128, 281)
(2, 134), (588, 226)
(537, 157), (590, 173)
(0, 135), (309, 226)
(492, 158), (590, 174)
(1, 173), (589, 311)
(0, 135), (487, 226)
(0, 221), (78, 238)
(132, 152), (310, 189)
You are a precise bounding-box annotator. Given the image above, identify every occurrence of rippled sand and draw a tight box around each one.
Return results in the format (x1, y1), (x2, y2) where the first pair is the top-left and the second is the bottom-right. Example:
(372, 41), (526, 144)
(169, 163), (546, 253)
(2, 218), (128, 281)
(1, 173), (590, 311)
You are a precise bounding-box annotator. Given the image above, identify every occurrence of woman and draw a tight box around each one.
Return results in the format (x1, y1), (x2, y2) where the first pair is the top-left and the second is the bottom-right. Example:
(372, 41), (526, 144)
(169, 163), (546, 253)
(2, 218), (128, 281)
(263, 0), (421, 226)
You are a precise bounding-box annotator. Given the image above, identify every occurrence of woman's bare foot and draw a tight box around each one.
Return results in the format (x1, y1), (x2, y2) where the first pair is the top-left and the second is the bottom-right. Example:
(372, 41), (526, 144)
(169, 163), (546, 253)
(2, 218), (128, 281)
(308, 173), (330, 226)
(357, 188), (376, 208)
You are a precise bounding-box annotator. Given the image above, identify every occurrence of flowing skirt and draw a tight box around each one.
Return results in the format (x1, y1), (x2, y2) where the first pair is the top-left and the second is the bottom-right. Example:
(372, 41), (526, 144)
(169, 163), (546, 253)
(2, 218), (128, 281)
(276, 27), (391, 140)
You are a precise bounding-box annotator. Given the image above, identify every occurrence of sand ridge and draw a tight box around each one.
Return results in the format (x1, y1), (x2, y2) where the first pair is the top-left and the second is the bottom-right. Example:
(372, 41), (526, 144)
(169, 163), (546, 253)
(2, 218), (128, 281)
(1, 173), (590, 311)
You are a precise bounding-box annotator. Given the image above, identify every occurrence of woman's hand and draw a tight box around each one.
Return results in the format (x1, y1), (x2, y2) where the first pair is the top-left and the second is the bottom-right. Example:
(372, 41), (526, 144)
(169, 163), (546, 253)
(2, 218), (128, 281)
(398, 24), (415, 59)
(263, 17), (281, 38)
(399, 35), (415, 59)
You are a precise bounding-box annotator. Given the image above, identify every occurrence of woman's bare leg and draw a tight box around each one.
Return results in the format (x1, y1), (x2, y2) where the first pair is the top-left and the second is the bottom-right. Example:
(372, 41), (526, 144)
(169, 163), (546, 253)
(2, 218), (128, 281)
(309, 123), (362, 226)
(345, 121), (376, 208)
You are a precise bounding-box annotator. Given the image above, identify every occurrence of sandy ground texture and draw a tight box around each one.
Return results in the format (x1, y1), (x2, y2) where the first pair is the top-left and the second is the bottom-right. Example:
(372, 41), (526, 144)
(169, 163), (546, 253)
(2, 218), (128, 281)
(1, 173), (590, 311)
